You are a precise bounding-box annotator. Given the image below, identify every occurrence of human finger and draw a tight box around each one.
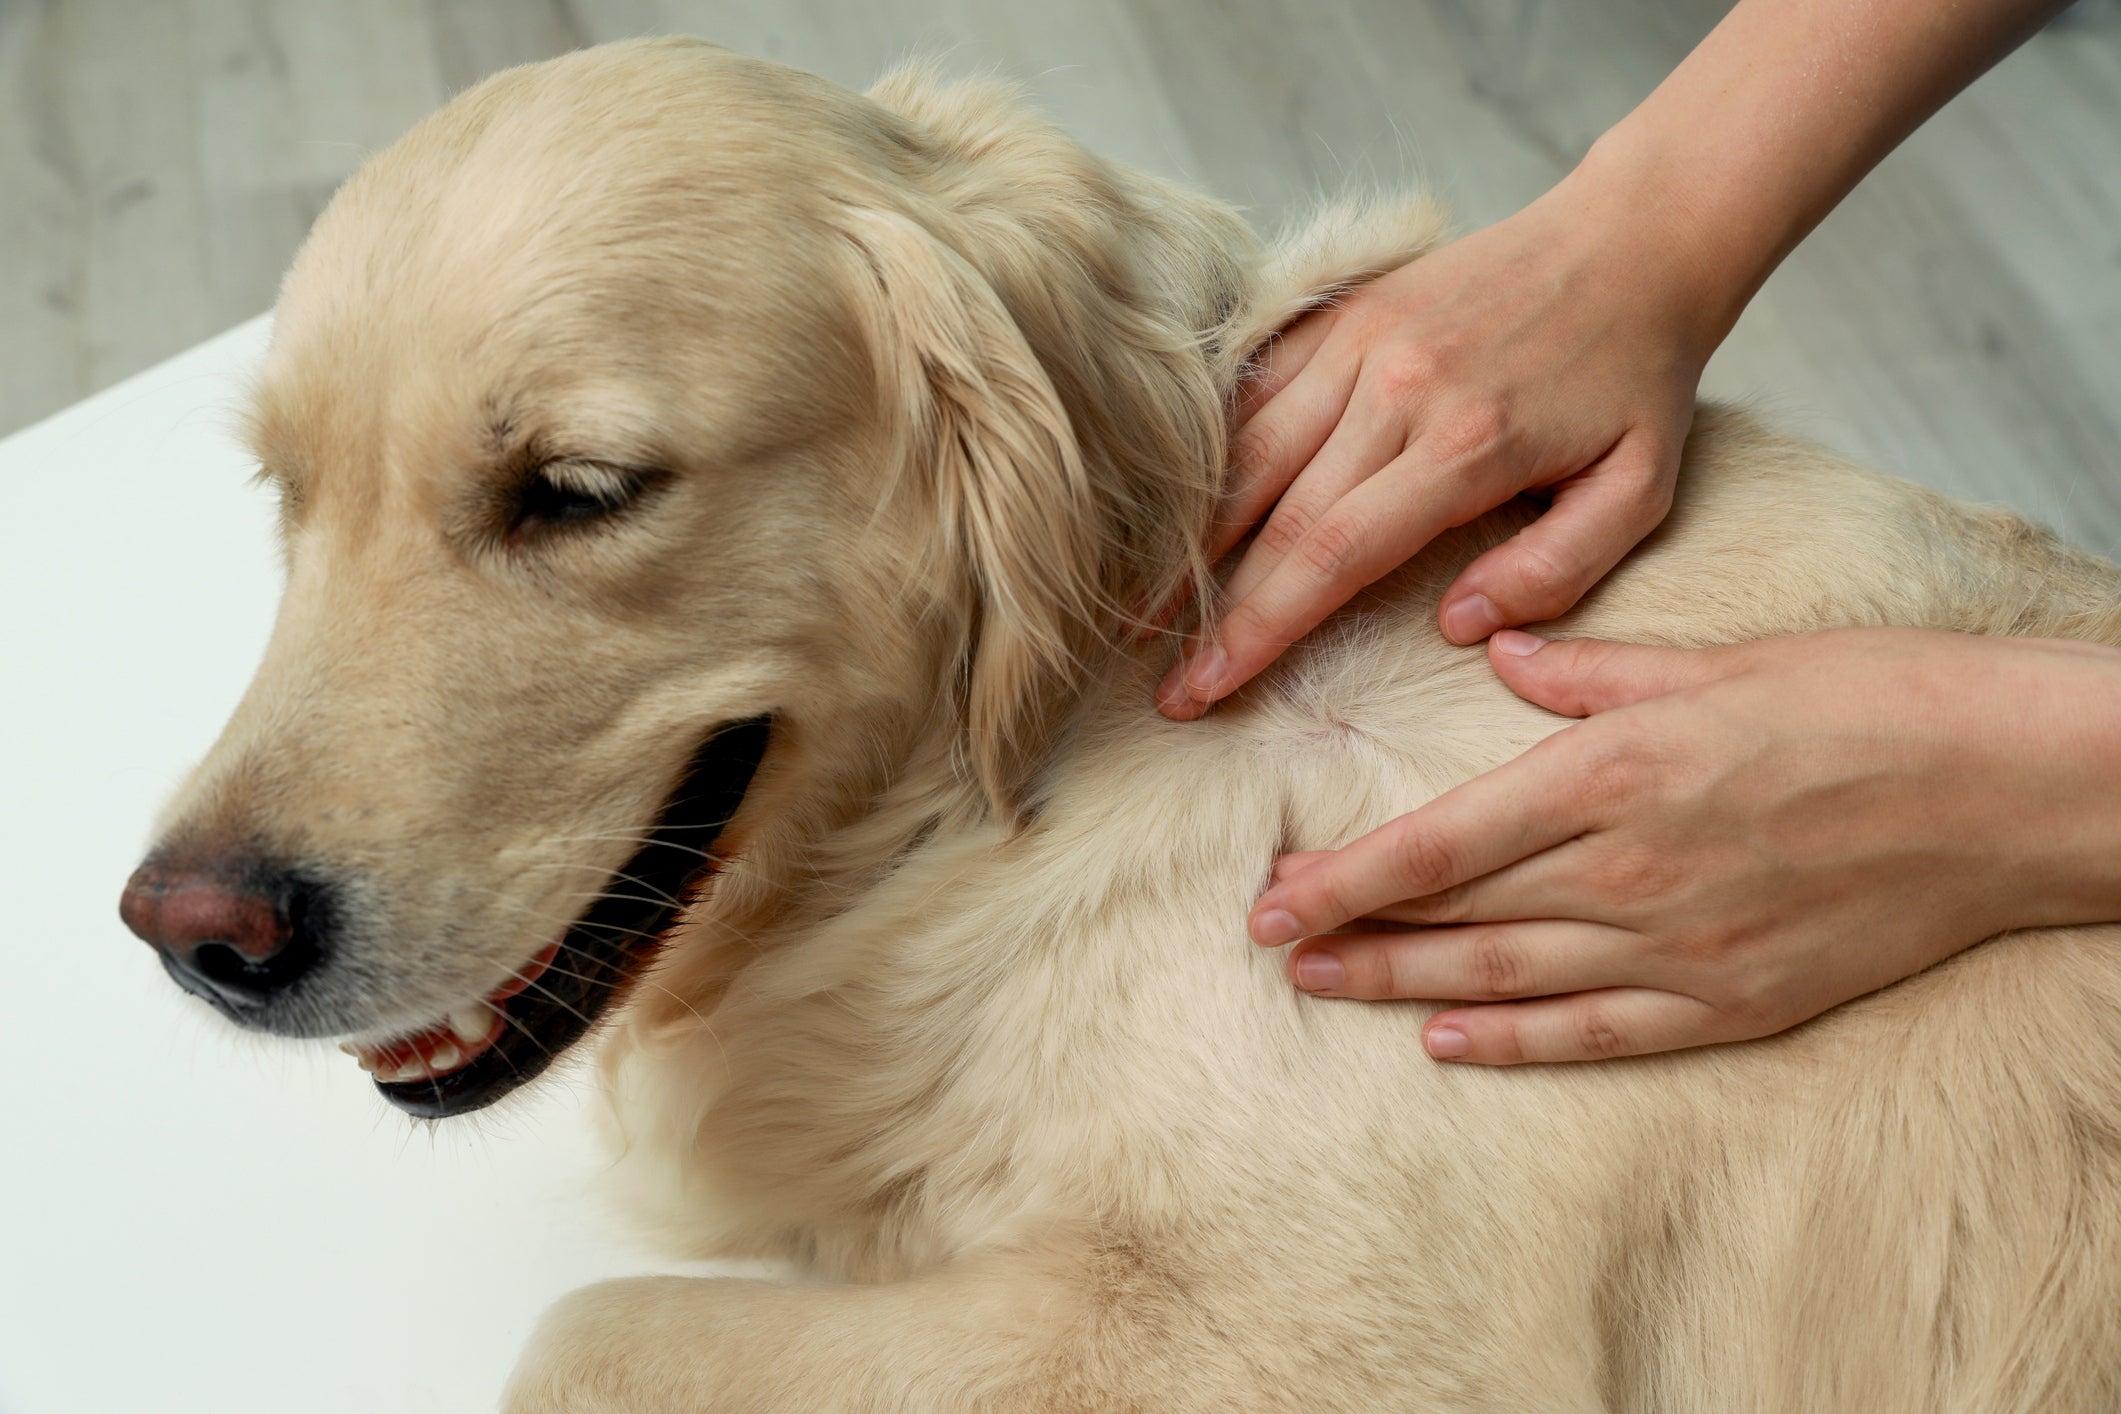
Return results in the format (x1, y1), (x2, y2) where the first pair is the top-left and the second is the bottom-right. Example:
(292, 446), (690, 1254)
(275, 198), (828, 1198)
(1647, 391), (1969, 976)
(1230, 308), (1339, 428)
(1162, 454), (1491, 717)
(1216, 389), (1413, 608)
(1208, 349), (1356, 563)
(1330, 838), (1596, 928)
(1436, 432), (1676, 643)
(1268, 851), (1333, 883)
(1287, 920), (1652, 1002)
(1248, 732), (1591, 943)
(1421, 987), (1728, 1064)
(1485, 631), (1754, 718)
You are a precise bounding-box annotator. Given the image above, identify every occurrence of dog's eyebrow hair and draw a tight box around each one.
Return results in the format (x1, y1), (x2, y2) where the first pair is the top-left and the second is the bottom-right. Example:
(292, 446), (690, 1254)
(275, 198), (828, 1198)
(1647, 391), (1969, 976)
(482, 416), (582, 480)
(482, 408), (521, 452)
(481, 401), (669, 474)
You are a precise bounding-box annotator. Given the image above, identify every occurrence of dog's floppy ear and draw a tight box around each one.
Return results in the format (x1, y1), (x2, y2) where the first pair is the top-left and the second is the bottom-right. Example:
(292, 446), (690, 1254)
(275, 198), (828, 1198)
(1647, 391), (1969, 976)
(839, 205), (1106, 821)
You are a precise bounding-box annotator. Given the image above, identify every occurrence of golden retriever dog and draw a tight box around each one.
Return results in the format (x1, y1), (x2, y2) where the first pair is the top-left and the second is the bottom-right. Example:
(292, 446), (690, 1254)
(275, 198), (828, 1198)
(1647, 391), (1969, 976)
(118, 37), (2121, 1413)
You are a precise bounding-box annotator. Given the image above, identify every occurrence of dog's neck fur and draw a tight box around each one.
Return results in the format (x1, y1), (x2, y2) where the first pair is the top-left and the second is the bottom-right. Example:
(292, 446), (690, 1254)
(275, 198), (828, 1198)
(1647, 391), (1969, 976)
(629, 76), (1265, 944)
(600, 80), (1458, 1269)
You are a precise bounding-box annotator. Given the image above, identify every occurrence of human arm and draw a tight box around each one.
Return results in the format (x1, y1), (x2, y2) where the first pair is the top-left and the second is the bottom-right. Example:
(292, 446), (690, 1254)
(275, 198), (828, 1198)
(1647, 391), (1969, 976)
(1156, 0), (2072, 719)
(1244, 627), (2121, 1063)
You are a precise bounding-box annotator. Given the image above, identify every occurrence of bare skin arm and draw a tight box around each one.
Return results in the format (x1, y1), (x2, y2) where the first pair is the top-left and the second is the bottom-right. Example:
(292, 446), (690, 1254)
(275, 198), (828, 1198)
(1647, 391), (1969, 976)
(1157, 0), (2071, 718)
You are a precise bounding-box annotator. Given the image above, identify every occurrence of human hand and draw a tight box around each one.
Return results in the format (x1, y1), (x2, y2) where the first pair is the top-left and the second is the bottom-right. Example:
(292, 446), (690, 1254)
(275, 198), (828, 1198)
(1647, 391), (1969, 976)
(1156, 159), (1731, 721)
(1246, 627), (2121, 1063)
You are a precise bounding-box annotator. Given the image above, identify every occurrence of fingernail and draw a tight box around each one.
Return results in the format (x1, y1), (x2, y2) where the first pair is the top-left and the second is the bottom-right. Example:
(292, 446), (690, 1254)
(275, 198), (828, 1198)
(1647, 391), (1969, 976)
(1155, 662), (1191, 711)
(1250, 908), (1302, 947)
(1441, 594), (1502, 644)
(1293, 951), (1343, 992)
(1490, 628), (1546, 657)
(1181, 645), (1228, 699)
(1425, 1025), (1470, 1060)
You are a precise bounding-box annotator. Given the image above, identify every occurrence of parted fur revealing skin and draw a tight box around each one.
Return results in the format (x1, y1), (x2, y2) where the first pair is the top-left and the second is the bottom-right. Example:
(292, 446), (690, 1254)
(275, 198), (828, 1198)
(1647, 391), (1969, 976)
(176, 37), (2120, 1413)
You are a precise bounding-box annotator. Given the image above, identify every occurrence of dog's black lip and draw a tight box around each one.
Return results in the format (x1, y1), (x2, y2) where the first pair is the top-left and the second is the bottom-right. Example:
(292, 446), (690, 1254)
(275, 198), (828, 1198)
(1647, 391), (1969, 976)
(374, 715), (770, 1119)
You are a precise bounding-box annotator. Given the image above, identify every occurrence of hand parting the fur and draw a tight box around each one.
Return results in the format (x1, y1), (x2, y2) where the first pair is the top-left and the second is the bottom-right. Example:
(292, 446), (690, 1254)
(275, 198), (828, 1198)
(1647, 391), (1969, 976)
(1156, 0), (2076, 721)
(1247, 628), (2121, 1064)
(1153, 162), (1709, 720)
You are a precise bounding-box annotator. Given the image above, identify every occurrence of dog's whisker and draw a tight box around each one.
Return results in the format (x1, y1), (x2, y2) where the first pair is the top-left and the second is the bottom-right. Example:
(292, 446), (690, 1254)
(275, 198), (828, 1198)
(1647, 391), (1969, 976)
(506, 976), (598, 1030)
(488, 1007), (557, 1067)
(443, 874), (702, 923)
(534, 832), (740, 867)
(518, 957), (714, 1033)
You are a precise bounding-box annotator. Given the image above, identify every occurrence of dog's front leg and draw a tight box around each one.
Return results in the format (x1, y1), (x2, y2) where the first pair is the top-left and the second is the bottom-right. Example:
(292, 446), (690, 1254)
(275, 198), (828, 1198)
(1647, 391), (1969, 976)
(503, 1240), (1216, 1413)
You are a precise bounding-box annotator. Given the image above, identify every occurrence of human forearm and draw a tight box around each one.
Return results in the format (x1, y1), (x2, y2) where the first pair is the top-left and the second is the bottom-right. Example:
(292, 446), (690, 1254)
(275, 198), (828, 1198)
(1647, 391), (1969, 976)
(1990, 638), (2121, 932)
(1570, 0), (2070, 354)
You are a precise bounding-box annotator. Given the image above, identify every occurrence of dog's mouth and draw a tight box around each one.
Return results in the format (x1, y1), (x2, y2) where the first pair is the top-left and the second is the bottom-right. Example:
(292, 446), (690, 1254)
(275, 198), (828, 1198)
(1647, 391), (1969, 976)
(343, 716), (771, 1119)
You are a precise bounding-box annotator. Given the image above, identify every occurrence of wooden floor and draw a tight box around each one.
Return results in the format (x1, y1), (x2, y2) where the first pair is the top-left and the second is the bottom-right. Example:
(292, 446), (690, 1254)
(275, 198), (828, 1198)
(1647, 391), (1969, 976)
(5, 0), (2119, 553)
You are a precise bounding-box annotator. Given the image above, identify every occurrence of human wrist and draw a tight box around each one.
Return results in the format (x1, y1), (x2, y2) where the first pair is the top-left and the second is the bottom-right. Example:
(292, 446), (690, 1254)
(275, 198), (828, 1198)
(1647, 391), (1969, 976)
(2004, 641), (2121, 930)
(1912, 635), (2121, 936)
(1557, 122), (1772, 368)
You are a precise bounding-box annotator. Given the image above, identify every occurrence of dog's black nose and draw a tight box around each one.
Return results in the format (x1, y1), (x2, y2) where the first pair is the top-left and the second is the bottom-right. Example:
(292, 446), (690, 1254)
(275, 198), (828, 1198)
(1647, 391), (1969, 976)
(119, 861), (323, 1016)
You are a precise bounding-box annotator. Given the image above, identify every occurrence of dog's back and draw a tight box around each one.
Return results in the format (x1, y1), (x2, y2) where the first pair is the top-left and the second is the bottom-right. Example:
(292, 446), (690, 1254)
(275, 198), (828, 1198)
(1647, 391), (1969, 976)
(593, 405), (2121, 1411)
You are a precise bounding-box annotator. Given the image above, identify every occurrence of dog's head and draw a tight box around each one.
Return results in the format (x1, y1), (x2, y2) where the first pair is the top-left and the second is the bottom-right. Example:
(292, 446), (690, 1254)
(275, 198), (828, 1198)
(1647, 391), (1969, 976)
(115, 39), (1256, 1116)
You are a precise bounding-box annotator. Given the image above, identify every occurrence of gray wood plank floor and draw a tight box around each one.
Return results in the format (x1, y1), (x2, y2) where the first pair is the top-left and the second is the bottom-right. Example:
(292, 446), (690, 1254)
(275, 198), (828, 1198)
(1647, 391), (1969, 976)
(5, 0), (2118, 554)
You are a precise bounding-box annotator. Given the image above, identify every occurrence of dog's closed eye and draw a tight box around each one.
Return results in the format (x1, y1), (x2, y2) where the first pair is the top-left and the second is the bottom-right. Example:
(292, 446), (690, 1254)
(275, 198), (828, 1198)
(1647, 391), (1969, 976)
(506, 461), (657, 543)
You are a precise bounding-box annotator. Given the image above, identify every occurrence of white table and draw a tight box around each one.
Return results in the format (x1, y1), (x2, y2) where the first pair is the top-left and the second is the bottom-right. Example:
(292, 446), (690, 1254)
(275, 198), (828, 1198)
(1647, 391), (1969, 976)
(0, 319), (711, 1414)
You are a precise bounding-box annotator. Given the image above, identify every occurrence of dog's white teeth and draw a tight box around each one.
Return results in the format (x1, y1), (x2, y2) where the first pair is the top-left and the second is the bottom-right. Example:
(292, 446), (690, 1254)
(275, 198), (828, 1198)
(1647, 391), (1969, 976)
(347, 1001), (499, 1086)
(448, 1003), (497, 1047)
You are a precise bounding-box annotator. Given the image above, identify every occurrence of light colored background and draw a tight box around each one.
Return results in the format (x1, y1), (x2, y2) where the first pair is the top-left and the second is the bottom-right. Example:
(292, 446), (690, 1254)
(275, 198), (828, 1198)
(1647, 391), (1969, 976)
(1, 4), (2118, 1413)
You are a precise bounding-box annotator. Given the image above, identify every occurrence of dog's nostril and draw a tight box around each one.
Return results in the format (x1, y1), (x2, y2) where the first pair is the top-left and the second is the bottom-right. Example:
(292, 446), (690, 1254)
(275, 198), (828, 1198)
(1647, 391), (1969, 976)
(119, 860), (325, 1015)
(190, 935), (314, 997)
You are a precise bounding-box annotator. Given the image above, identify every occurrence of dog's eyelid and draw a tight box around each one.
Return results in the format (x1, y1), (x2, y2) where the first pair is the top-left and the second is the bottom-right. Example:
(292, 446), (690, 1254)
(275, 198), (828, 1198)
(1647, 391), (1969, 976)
(500, 458), (667, 547)
(536, 458), (650, 497)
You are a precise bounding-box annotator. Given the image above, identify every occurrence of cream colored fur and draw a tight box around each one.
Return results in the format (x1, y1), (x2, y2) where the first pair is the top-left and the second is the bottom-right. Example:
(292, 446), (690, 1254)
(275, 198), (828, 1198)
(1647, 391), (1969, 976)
(160, 37), (2121, 1412)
